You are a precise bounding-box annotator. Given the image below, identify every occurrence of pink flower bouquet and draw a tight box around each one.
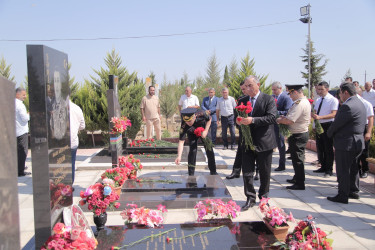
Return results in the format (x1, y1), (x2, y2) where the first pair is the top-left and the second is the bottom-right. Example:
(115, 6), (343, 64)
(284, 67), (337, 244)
(120, 204), (167, 228)
(118, 154), (143, 179)
(194, 199), (241, 222)
(41, 222), (97, 250)
(259, 197), (294, 228)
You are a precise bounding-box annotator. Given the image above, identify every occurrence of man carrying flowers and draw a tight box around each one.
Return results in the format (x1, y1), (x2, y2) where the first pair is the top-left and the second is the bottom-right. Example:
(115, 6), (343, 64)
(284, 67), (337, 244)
(175, 108), (217, 176)
(237, 76), (277, 210)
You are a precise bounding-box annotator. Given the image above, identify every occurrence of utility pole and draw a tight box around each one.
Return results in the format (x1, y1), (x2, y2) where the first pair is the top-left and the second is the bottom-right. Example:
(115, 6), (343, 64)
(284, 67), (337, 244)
(300, 4), (312, 98)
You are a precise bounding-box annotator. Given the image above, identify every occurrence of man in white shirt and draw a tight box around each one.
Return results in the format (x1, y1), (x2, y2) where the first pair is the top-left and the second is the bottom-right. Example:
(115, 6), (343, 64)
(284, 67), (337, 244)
(15, 87), (30, 177)
(70, 100), (85, 184)
(312, 82), (339, 177)
(362, 81), (375, 109)
(178, 86), (199, 113)
(356, 87), (374, 179)
(216, 87), (237, 150)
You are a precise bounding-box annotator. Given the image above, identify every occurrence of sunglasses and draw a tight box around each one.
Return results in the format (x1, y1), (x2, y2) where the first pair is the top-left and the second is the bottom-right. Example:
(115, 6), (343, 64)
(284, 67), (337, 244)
(287, 89), (295, 95)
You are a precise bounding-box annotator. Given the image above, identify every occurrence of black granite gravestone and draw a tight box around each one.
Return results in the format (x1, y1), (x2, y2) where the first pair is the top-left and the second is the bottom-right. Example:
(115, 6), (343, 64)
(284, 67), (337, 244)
(27, 45), (72, 249)
(107, 75), (122, 167)
(0, 76), (21, 249)
(95, 221), (279, 249)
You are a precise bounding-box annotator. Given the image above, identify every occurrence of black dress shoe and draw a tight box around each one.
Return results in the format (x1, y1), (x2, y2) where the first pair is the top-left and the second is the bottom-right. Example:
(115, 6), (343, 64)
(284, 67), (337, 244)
(226, 172), (240, 179)
(313, 168), (325, 173)
(210, 172), (219, 175)
(286, 179), (296, 184)
(18, 172), (31, 177)
(286, 184), (305, 190)
(349, 192), (360, 199)
(242, 199), (256, 211)
(360, 172), (368, 178)
(275, 167), (285, 171)
(324, 171), (333, 177)
(287, 156), (292, 160)
(327, 195), (348, 204)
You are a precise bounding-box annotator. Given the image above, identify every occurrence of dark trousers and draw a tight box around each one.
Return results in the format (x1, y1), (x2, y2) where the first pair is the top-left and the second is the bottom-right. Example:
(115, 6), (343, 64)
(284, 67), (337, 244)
(17, 133), (28, 175)
(335, 149), (361, 198)
(232, 131), (243, 174)
(315, 122), (334, 172)
(187, 135), (216, 176)
(221, 115), (235, 147)
(209, 121), (218, 145)
(288, 132), (309, 186)
(71, 147), (78, 184)
(357, 125), (369, 173)
(242, 148), (273, 202)
(274, 125), (286, 169)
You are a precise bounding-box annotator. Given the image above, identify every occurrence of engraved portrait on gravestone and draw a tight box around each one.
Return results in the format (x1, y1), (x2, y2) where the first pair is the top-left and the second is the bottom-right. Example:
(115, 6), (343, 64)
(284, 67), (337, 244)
(49, 70), (67, 140)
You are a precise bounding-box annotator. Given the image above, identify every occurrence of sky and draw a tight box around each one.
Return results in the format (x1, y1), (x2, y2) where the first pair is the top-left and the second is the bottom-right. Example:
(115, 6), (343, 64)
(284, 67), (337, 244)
(1, 0), (375, 89)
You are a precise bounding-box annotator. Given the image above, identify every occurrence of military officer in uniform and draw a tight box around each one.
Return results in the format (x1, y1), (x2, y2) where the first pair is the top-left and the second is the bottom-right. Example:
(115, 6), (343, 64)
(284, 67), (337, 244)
(175, 108), (217, 176)
(277, 84), (311, 190)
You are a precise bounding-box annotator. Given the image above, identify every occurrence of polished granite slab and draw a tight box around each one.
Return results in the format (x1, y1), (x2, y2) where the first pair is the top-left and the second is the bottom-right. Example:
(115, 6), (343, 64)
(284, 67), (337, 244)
(80, 175), (232, 211)
(90, 146), (206, 163)
(95, 221), (279, 250)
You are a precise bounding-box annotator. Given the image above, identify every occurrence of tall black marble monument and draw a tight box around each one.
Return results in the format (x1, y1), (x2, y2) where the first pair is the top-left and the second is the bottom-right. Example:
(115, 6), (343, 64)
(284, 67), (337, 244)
(27, 45), (72, 249)
(107, 75), (122, 167)
(0, 76), (21, 249)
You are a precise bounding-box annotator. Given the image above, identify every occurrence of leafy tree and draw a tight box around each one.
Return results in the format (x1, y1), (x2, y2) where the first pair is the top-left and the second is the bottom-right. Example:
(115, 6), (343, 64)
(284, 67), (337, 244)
(68, 62), (79, 99)
(229, 53), (270, 101)
(88, 48), (144, 140)
(301, 41), (328, 97)
(0, 55), (15, 82)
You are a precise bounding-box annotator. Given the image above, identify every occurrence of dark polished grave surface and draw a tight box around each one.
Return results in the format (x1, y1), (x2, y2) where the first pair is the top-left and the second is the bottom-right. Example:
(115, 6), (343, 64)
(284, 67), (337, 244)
(126, 146), (177, 154)
(119, 175), (231, 209)
(90, 146), (206, 163)
(95, 221), (278, 250)
(80, 175), (231, 211)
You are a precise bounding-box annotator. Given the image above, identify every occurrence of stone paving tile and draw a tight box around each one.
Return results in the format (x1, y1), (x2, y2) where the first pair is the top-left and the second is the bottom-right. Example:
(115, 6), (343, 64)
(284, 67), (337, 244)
(328, 230), (368, 249)
(328, 215), (374, 231)
(354, 229), (375, 249)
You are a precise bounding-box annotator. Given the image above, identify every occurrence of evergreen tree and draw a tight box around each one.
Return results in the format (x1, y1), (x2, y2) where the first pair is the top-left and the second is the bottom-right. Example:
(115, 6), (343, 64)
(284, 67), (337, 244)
(228, 57), (238, 80)
(204, 51), (221, 87)
(301, 41), (328, 96)
(68, 62), (79, 99)
(223, 66), (230, 86)
(148, 71), (156, 86)
(0, 56), (15, 82)
(88, 48), (144, 140)
(160, 83), (178, 130)
(342, 69), (352, 82)
(229, 53), (270, 101)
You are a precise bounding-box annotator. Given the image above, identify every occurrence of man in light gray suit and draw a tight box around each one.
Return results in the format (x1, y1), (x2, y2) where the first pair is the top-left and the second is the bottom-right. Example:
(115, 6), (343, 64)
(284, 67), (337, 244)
(327, 82), (366, 204)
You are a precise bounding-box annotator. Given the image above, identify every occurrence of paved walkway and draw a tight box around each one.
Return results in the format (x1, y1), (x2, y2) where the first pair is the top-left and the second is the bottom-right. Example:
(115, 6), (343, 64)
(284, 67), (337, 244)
(19, 146), (375, 249)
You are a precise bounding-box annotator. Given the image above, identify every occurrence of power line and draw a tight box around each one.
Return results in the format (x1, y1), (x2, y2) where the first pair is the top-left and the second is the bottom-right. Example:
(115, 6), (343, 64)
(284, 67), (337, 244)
(0, 20), (298, 42)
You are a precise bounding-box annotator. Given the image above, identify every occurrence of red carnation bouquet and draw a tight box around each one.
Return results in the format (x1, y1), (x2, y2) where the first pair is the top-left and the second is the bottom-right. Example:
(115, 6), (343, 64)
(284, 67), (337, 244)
(308, 99), (324, 135)
(235, 101), (255, 151)
(194, 127), (214, 151)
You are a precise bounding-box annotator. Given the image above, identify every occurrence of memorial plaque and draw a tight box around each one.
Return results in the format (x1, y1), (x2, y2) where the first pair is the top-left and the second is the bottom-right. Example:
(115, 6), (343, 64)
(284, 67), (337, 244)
(107, 75), (122, 167)
(0, 76), (21, 249)
(95, 221), (279, 249)
(27, 45), (72, 249)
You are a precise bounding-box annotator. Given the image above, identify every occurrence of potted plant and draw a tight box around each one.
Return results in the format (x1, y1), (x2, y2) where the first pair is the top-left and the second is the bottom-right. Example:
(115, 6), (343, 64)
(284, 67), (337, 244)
(259, 197), (294, 241)
(79, 183), (120, 233)
(118, 154), (143, 179)
(194, 199), (241, 222)
(274, 215), (333, 249)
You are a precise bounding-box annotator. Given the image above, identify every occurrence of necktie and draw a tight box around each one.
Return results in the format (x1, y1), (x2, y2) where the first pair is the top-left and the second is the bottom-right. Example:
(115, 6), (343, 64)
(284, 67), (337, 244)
(317, 97), (324, 115)
(251, 97), (255, 115)
(209, 98), (211, 106)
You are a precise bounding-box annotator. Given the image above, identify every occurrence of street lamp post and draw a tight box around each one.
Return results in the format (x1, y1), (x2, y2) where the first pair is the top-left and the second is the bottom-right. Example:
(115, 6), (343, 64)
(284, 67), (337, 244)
(300, 4), (311, 98)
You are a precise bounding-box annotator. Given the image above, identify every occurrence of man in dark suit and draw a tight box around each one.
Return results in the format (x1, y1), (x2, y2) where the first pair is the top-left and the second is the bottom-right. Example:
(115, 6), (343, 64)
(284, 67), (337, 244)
(237, 75), (277, 210)
(271, 81), (293, 171)
(201, 88), (218, 145)
(327, 82), (366, 203)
